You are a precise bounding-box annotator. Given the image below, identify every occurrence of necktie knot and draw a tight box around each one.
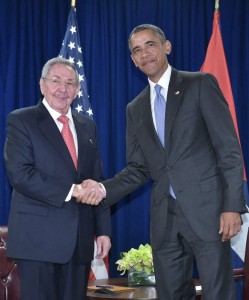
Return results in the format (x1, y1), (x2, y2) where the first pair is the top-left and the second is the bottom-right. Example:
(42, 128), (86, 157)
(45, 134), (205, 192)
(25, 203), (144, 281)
(155, 84), (162, 94)
(58, 115), (69, 124)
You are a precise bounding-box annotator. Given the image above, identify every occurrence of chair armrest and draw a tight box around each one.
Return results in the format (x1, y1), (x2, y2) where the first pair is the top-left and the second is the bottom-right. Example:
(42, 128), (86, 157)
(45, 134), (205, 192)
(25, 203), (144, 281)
(233, 268), (245, 280)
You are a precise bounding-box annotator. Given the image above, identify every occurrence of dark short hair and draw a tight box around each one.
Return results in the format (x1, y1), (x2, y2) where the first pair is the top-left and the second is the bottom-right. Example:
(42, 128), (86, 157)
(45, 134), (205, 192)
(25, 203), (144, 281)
(41, 57), (79, 83)
(128, 24), (166, 51)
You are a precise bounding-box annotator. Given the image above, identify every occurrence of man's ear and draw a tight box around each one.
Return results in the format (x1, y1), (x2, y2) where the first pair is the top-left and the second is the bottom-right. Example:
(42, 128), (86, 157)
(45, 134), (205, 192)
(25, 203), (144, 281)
(131, 54), (138, 67)
(165, 40), (172, 55)
(39, 78), (44, 95)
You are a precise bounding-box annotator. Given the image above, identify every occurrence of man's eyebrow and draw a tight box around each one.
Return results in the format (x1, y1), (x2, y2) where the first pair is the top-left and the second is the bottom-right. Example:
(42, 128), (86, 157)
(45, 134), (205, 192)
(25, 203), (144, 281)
(145, 41), (156, 44)
(132, 46), (140, 53)
(49, 75), (60, 79)
(145, 40), (157, 45)
(132, 40), (157, 53)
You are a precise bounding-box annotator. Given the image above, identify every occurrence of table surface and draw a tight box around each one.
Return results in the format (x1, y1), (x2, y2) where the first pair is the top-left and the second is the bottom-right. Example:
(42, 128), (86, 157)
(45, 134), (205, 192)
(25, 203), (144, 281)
(87, 278), (202, 300)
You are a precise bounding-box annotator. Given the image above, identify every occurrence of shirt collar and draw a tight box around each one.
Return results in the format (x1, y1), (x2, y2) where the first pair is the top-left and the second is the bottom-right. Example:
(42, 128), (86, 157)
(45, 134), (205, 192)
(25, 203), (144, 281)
(42, 98), (73, 122)
(148, 64), (172, 95)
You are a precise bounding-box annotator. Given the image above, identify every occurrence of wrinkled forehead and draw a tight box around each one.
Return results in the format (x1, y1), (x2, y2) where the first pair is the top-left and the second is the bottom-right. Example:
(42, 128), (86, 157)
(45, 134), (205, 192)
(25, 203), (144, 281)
(48, 64), (77, 79)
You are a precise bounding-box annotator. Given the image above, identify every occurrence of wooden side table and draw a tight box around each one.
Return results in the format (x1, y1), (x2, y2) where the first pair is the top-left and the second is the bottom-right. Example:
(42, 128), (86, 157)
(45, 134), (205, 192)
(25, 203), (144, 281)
(87, 278), (202, 300)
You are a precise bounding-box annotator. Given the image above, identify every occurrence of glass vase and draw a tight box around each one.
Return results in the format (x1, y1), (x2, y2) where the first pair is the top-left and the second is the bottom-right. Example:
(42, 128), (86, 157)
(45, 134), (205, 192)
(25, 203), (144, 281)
(128, 268), (156, 286)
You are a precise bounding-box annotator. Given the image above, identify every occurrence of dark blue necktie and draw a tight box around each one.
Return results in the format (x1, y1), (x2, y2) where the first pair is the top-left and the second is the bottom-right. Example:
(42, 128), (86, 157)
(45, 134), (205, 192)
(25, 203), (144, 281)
(154, 84), (166, 146)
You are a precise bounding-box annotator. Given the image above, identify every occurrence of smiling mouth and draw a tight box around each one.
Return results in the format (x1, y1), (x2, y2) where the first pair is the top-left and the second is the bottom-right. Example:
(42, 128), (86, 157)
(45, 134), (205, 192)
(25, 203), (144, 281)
(56, 93), (68, 99)
(142, 59), (156, 66)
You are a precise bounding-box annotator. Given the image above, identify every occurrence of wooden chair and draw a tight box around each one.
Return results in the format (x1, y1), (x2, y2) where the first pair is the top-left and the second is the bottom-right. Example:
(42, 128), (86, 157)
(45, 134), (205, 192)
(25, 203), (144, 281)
(0, 226), (21, 300)
(233, 227), (249, 300)
(195, 227), (249, 300)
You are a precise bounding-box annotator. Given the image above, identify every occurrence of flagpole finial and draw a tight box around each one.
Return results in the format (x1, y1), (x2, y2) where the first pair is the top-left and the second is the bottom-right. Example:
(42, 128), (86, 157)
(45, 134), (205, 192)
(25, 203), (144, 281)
(215, 0), (220, 12)
(71, 0), (76, 7)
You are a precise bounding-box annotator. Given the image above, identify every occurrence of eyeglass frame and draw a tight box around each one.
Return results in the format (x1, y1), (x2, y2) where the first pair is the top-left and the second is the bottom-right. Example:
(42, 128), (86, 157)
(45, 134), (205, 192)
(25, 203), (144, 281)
(42, 77), (79, 91)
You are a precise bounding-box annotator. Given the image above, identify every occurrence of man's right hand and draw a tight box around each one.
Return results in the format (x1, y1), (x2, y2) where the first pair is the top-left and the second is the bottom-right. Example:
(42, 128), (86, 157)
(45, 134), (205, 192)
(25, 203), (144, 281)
(72, 180), (106, 205)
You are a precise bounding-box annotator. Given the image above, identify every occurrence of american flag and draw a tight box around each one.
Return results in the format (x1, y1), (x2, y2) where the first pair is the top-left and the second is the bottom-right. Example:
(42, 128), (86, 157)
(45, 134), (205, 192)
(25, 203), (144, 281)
(59, 7), (109, 280)
(59, 7), (93, 119)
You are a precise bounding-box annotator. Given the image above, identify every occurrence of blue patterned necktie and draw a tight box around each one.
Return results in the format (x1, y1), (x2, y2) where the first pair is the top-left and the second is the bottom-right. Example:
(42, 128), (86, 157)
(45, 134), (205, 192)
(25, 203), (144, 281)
(154, 84), (166, 146)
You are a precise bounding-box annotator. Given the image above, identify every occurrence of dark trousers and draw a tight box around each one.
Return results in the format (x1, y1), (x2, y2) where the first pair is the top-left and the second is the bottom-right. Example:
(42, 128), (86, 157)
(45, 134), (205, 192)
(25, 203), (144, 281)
(16, 258), (91, 300)
(153, 196), (236, 300)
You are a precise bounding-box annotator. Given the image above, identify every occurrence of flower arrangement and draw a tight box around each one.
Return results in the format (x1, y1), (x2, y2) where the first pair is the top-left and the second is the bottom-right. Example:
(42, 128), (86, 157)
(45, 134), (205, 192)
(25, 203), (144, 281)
(116, 244), (154, 275)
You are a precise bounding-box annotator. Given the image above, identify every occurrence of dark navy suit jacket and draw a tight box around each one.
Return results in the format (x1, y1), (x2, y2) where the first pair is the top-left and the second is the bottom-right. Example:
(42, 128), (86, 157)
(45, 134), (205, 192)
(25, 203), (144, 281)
(4, 101), (111, 264)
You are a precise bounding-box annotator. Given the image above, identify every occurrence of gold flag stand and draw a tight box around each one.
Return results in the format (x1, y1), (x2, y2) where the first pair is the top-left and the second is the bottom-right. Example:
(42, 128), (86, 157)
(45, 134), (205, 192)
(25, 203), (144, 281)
(71, 0), (76, 8)
(215, 0), (220, 12)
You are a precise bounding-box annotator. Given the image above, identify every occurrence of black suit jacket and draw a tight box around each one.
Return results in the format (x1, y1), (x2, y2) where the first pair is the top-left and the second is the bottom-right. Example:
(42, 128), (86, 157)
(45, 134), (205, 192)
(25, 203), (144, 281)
(102, 68), (247, 248)
(4, 101), (111, 264)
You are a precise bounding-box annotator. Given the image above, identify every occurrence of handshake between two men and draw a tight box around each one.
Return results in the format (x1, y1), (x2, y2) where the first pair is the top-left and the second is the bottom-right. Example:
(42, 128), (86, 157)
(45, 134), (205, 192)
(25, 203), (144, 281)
(72, 179), (105, 205)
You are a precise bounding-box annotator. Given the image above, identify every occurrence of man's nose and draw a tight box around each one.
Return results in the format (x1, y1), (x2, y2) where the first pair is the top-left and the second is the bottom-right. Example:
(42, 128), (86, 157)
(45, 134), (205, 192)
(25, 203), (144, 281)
(59, 82), (68, 91)
(140, 48), (148, 57)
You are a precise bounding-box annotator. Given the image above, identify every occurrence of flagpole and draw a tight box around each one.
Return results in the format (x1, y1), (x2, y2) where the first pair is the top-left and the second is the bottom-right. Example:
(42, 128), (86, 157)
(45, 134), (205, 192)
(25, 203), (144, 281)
(215, 0), (220, 12)
(71, 0), (76, 8)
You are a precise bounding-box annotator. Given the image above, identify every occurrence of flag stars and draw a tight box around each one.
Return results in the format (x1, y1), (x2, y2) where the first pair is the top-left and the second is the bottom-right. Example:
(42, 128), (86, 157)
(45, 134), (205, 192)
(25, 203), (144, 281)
(68, 57), (75, 63)
(77, 90), (83, 98)
(87, 108), (93, 117)
(76, 60), (83, 68)
(75, 104), (83, 113)
(70, 26), (76, 34)
(68, 41), (75, 50)
(59, 9), (93, 119)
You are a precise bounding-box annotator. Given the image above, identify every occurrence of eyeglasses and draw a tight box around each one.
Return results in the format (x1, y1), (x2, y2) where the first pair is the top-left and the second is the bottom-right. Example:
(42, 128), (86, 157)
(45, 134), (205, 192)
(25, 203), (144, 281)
(43, 77), (79, 91)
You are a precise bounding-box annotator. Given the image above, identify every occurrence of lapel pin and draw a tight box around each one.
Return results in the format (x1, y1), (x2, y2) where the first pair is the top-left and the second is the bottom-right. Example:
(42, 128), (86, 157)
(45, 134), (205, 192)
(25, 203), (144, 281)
(175, 91), (180, 95)
(89, 139), (93, 144)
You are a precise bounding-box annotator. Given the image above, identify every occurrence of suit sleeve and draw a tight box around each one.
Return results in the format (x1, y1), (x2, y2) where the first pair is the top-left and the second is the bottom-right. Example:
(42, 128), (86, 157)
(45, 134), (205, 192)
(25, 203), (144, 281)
(200, 73), (245, 212)
(88, 121), (112, 237)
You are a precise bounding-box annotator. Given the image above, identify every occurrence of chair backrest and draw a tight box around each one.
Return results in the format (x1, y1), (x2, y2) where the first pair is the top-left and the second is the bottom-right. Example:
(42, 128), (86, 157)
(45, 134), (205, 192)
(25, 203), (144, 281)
(0, 226), (21, 300)
(233, 227), (249, 300)
(194, 227), (249, 300)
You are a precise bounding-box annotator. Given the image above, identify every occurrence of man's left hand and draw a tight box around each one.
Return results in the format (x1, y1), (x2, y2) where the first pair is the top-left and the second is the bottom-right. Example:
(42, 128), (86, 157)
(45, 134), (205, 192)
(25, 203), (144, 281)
(219, 212), (242, 242)
(95, 236), (111, 259)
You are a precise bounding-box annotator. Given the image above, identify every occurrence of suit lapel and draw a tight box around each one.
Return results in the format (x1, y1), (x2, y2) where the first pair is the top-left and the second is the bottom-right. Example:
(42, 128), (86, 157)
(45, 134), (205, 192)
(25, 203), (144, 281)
(138, 86), (164, 150)
(36, 102), (77, 173)
(73, 113), (88, 175)
(165, 69), (184, 147)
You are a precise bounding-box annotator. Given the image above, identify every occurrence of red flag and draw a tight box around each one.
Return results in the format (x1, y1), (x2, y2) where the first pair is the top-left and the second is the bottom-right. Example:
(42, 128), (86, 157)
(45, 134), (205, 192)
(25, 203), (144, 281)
(201, 10), (249, 262)
(200, 11), (239, 138)
(200, 11), (245, 179)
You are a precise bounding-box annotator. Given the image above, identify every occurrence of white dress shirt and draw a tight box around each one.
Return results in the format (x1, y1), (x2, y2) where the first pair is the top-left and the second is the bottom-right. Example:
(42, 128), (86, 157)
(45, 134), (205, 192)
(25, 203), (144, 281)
(148, 65), (172, 132)
(42, 98), (77, 201)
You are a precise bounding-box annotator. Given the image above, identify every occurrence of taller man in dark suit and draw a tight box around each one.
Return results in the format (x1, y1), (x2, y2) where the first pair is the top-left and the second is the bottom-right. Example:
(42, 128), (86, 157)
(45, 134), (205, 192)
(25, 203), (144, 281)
(81, 25), (248, 299)
(4, 57), (111, 300)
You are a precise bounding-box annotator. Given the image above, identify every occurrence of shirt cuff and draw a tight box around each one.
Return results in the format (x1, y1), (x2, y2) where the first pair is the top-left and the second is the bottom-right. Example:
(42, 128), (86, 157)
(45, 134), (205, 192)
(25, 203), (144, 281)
(65, 184), (75, 202)
(99, 183), (107, 197)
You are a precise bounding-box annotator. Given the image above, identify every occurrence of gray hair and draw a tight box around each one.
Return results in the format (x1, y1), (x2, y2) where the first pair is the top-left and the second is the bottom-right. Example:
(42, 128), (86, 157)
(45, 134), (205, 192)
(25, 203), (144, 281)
(128, 24), (166, 51)
(41, 57), (79, 83)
